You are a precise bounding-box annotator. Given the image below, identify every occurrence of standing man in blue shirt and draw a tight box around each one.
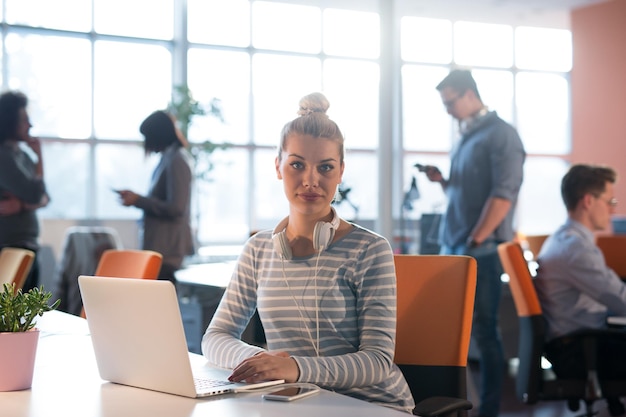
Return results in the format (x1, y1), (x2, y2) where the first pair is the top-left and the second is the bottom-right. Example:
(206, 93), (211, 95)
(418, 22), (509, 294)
(534, 164), (626, 415)
(420, 69), (525, 417)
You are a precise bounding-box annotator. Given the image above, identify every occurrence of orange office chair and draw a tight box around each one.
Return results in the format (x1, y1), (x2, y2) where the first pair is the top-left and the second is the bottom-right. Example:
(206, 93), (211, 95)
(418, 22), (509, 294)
(596, 235), (626, 279)
(0, 247), (35, 291)
(497, 242), (626, 417)
(80, 249), (163, 318)
(394, 254), (476, 417)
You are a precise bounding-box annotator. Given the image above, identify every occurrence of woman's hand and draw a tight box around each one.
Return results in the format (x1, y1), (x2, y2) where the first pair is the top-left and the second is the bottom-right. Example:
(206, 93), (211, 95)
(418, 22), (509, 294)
(117, 190), (140, 206)
(228, 351), (299, 383)
(0, 194), (22, 216)
(423, 165), (444, 182)
(24, 136), (42, 156)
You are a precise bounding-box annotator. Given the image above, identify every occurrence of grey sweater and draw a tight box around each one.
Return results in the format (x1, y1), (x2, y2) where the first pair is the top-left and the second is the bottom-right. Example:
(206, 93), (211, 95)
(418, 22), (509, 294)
(202, 224), (415, 413)
(0, 143), (48, 249)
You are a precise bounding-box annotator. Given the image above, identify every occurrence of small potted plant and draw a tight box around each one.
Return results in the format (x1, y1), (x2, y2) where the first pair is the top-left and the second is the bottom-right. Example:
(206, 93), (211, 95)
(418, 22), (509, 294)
(0, 282), (60, 391)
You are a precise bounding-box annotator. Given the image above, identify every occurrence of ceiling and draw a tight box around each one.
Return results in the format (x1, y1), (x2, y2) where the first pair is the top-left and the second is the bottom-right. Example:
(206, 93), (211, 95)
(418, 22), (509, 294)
(399, 0), (611, 28)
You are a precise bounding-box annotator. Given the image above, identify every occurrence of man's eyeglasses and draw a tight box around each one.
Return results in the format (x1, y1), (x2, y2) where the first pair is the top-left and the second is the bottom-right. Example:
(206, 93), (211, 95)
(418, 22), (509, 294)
(595, 195), (618, 207)
(442, 92), (465, 109)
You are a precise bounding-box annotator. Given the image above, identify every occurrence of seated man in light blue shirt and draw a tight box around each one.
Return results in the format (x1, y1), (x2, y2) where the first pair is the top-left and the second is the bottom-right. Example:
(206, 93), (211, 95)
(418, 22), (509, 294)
(534, 164), (626, 415)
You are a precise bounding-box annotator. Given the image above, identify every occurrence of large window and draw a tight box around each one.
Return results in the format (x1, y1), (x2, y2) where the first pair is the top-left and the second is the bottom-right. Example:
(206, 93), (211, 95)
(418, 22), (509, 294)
(400, 16), (572, 238)
(3, 1), (573, 248)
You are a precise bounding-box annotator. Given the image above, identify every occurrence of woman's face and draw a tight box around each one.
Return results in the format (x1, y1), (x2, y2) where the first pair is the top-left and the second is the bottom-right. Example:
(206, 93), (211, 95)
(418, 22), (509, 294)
(16, 108), (31, 141)
(275, 133), (344, 217)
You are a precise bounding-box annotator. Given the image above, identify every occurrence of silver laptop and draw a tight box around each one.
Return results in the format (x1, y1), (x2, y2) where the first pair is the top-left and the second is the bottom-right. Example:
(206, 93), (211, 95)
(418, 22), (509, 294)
(78, 275), (284, 398)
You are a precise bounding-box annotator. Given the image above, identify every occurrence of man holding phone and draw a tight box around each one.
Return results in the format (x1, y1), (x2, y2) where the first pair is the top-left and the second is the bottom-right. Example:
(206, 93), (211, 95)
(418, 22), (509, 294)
(419, 69), (525, 417)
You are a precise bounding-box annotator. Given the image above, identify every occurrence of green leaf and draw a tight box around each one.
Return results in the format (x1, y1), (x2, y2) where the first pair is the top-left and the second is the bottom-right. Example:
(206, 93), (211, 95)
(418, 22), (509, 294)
(0, 283), (60, 332)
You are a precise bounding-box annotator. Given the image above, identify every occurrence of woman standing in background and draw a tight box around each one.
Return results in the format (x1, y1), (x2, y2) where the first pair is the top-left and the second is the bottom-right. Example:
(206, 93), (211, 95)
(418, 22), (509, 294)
(116, 110), (194, 282)
(0, 91), (50, 291)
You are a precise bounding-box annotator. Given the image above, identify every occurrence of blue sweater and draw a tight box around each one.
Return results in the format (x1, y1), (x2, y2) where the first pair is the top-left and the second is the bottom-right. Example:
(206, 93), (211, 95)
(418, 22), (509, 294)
(442, 111), (525, 247)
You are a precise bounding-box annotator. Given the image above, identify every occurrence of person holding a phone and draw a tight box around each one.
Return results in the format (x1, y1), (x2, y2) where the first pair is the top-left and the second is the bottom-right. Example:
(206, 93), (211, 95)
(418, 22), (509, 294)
(419, 69), (525, 417)
(202, 92), (415, 413)
(0, 90), (50, 292)
(115, 110), (194, 283)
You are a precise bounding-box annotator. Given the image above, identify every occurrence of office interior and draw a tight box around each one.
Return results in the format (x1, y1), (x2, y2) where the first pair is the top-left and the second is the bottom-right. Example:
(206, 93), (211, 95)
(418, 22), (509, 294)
(3, 0), (626, 414)
(4, 0), (622, 311)
(20, 0), (622, 293)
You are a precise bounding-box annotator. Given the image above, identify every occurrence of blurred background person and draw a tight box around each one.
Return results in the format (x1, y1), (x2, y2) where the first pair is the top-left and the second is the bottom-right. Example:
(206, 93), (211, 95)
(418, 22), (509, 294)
(0, 90), (50, 292)
(116, 110), (194, 283)
(420, 69), (525, 417)
(535, 164), (626, 416)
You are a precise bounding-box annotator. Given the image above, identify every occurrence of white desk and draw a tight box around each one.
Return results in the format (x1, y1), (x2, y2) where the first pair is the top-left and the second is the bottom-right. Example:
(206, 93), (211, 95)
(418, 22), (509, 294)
(175, 261), (268, 353)
(1, 311), (408, 417)
(175, 261), (236, 289)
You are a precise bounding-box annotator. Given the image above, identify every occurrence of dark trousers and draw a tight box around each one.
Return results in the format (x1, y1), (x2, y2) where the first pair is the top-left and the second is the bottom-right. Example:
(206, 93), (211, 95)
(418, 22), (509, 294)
(441, 240), (506, 417)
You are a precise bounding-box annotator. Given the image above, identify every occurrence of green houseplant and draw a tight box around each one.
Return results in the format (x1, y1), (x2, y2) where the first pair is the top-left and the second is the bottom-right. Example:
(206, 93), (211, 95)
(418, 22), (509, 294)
(168, 85), (228, 180)
(0, 283), (60, 391)
(168, 85), (229, 246)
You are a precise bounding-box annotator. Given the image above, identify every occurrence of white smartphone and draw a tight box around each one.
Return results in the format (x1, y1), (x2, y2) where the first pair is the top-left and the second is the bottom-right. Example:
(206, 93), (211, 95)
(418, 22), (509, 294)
(262, 386), (319, 402)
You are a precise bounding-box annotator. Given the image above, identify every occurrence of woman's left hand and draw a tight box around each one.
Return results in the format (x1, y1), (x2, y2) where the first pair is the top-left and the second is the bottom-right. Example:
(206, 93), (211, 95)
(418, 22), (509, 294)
(24, 136), (42, 156)
(228, 351), (299, 383)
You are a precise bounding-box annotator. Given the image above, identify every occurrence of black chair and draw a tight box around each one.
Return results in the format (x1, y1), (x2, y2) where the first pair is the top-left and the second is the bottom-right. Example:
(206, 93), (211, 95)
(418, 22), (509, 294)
(498, 242), (626, 417)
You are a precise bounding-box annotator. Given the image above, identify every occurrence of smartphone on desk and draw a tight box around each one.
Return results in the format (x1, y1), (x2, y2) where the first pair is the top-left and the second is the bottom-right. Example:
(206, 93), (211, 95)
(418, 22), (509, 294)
(262, 386), (319, 402)
(607, 316), (626, 327)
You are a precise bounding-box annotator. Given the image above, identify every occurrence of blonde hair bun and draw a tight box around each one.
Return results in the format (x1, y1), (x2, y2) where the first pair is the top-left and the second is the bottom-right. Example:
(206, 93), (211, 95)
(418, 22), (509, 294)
(297, 92), (330, 116)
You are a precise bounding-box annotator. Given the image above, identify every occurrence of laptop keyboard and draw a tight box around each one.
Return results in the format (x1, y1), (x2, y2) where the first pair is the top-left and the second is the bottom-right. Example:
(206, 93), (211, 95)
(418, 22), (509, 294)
(194, 377), (232, 391)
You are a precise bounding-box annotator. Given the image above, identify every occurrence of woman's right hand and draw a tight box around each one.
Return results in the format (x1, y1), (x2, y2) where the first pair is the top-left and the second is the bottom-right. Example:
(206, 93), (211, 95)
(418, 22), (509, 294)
(423, 165), (444, 183)
(117, 190), (140, 206)
(228, 351), (299, 384)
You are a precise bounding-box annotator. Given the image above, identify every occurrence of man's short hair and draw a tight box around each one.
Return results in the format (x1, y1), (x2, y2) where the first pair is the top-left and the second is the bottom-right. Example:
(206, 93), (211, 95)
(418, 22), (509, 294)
(561, 164), (617, 211)
(436, 69), (481, 100)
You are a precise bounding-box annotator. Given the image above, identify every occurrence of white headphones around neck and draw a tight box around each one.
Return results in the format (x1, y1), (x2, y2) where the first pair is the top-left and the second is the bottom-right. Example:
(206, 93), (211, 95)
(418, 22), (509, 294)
(272, 207), (341, 260)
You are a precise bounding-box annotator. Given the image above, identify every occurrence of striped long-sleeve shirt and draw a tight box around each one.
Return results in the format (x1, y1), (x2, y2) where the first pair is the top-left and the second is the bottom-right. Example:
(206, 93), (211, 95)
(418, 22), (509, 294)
(202, 224), (415, 413)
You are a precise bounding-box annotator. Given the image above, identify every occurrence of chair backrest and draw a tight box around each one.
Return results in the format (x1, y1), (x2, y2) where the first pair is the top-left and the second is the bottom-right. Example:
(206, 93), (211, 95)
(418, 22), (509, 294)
(0, 247), (35, 291)
(394, 254), (477, 404)
(595, 235), (626, 279)
(524, 234), (549, 260)
(94, 249), (163, 279)
(53, 226), (123, 316)
(497, 242), (545, 404)
(80, 249), (163, 318)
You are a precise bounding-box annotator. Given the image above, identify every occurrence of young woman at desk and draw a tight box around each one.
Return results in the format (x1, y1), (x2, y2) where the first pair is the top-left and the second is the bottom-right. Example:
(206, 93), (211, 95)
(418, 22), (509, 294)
(202, 93), (414, 413)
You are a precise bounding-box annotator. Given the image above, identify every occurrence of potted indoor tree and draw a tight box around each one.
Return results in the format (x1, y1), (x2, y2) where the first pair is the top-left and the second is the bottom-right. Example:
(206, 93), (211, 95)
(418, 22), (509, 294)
(0, 283), (60, 391)
(168, 85), (229, 247)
